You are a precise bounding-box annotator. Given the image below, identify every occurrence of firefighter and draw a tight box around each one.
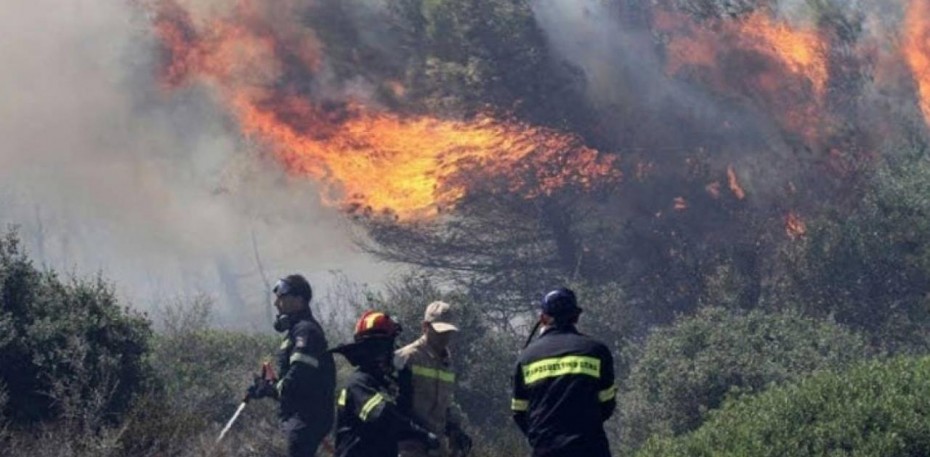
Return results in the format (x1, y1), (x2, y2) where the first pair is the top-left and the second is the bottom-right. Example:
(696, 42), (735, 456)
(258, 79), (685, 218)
(395, 301), (472, 457)
(332, 311), (440, 457)
(247, 274), (336, 457)
(511, 287), (617, 457)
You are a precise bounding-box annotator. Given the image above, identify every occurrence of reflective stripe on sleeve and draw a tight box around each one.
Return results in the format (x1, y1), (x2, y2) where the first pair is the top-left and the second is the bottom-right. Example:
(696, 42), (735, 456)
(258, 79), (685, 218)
(522, 356), (601, 385)
(411, 365), (455, 383)
(280, 338), (291, 350)
(511, 398), (529, 412)
(359, 393), (385, 421)
(599, 385), (617, 402)
(275, 380), (284, 396)
(338, 389), (347, 407)
(289, 352), (320, 367)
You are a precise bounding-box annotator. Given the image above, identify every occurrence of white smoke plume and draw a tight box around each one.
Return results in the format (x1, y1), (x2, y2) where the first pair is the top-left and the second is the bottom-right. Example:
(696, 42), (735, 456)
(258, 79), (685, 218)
(0, 0), (394, 328)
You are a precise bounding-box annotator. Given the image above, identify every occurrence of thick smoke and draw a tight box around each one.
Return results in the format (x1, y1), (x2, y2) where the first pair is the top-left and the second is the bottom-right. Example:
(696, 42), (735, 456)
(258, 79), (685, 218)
(529, 0), (806, 199)
(0, 0), (393, 328)
(530, 0), (927, 199)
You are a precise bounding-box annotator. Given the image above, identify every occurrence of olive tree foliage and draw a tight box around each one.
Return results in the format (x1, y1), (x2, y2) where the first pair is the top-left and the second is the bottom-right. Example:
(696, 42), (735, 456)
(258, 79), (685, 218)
(386, 0), (593, 128)
(777, 143), (930, 351)
(618, 306), (868, 456)
(636, 356), (930, 457)
(360, 189), (622, 327)
(0, 230), (152, 427)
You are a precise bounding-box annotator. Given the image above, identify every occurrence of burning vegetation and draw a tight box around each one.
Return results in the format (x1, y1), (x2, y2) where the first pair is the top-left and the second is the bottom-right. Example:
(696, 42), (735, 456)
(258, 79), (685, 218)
(11, 1), (930, 457)
(145, 0), (930, 325)
(151, 0), (618, 220)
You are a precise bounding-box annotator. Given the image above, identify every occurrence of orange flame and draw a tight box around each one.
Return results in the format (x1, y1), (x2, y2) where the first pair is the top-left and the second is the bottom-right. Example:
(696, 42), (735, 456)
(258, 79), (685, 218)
(658, 10), (829, 141)
(739, 13), (828, 96)
(705, 181), (722, 199)
(727, 165), (746, 200)
(905, 0), (930, 126)
(150, 0), (618, 220)
(785, 211), (806, 239)
(235, 97), (618, 218)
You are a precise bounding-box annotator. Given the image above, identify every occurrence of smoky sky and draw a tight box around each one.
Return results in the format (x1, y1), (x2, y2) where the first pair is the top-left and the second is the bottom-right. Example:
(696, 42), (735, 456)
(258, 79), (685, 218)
(0, 0), (396, 328)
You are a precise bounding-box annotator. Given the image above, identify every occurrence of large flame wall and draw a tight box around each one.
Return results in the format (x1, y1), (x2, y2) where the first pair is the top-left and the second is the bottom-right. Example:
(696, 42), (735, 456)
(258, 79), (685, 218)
(148, 0), (930, 224)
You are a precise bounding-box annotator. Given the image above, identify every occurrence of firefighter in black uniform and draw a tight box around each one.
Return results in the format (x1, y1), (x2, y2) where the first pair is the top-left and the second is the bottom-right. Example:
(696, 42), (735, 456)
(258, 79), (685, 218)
(512, 287), (617, 457)
(248, 274), (336, 456)
(331, 310), (439, 457)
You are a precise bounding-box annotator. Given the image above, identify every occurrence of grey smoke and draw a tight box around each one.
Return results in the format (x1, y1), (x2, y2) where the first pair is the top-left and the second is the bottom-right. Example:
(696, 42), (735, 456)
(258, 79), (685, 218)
(528, 0), (920, 200)
(0, 0), (395, 328)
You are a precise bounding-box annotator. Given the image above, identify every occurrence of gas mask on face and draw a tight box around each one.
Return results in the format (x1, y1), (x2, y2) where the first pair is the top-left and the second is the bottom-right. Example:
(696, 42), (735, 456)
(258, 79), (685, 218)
(273, 314), (292, 333)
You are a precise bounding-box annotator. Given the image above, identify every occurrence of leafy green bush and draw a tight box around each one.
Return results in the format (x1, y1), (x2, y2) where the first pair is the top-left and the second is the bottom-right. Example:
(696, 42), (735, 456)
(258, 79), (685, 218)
(781, 145), (930, 351)
(0, 230), (152, 427)
(637, 355), (930, 457)
(121, 297), (283, 456)
(620, 307), (868, 455)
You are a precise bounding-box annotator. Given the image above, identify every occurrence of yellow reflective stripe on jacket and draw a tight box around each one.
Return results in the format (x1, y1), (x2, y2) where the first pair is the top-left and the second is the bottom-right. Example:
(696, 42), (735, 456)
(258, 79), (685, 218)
(289, 352), (320, 367)
(275, 380), (284, 396)
(359, 393), (385, 421)
(522, 355), (601, 385)
(338, 389), (347, 407)
(280, 338), (291, 350)
(511, 398), (529, 412)
(411, 364), (455, 383)
(599, 385), (617, 402)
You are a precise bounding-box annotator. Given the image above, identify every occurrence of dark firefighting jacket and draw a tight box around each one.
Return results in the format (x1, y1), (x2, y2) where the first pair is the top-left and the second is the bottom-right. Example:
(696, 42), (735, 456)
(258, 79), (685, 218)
(511, 325), (617, 456)
(335, 369), (433, 457)
(275, 312), (336, 432)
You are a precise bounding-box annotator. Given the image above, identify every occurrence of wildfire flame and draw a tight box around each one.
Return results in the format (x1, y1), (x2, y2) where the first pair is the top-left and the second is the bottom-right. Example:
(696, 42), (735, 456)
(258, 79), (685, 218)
(905, 0), (930, 127)
(727, 165), (746, 200)
(658, 10), (829, 141)
(150, 0), (618, 220)
(785, 211), (806, 239)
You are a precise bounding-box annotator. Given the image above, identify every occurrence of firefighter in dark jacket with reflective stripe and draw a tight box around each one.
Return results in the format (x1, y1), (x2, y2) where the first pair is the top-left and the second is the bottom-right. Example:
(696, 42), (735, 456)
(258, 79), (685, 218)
(512, 287), (617, 457)
(332, 311), (439, 457)
(249, 274), (336, 457)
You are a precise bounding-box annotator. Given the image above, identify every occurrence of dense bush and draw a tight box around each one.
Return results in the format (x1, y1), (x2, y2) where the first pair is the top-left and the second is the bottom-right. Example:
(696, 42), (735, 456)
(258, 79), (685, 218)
(781, 146), (930, 351)
(129, 296), (283, 456)
(637, 355), (930, 457)
(1, 294), (286, 457)
(619, 306), (869, 455)
(0, 231), (152, 427)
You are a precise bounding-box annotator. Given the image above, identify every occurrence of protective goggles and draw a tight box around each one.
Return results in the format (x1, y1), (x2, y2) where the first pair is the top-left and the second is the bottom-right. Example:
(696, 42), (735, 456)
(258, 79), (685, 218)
(272, 279), (292, 297)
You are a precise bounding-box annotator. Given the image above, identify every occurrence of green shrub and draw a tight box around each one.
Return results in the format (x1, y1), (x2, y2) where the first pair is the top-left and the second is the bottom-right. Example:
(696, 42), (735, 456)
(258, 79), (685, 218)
(637, 355), (930, 457)
(781, 145), (930, 351)
(620, 307), (868, 455)
(126, 296), (283, 456)
(0, 230), (152, 427)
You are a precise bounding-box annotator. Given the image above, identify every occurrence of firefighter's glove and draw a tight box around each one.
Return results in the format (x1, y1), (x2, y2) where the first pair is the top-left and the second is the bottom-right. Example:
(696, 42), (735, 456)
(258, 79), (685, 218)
(246, 377), (277, 400)
(449, 428), (472, 454)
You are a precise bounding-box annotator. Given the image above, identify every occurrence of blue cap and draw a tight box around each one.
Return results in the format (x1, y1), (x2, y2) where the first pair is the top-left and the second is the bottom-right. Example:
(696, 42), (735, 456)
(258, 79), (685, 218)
(540, 287), (581, 317)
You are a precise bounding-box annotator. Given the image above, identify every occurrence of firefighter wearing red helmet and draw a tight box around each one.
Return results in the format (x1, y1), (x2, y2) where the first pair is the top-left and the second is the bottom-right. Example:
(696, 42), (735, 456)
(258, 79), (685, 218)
(511, 288), (617, 457)
(332, 311), (440, 457)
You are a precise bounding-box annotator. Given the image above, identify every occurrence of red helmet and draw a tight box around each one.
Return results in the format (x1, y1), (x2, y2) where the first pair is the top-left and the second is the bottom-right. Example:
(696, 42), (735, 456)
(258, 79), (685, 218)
(354, 311), (401, 341)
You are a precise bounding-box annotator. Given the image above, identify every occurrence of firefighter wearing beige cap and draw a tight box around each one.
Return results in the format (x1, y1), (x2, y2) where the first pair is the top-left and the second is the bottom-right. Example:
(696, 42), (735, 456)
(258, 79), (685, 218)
(395, 301), (472, 457)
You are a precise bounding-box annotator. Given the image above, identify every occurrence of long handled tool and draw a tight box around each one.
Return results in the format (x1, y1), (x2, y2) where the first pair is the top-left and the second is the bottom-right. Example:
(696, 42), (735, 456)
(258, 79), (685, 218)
(215, 362), (277, 445)
(523, 318), (542, 349)
(216, 401), (248, 444)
